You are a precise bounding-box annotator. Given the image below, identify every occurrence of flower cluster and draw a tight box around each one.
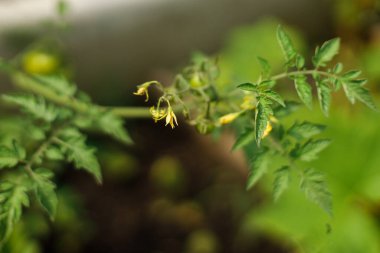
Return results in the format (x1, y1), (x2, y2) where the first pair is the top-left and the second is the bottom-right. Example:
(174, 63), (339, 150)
(134, 83), (179, 129)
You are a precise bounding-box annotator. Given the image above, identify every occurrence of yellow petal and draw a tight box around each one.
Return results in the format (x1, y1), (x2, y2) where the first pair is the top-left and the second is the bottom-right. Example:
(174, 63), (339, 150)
(165, 111), (171, 126)
(262, 123), (272, 138)
(171, 111), (178, 126)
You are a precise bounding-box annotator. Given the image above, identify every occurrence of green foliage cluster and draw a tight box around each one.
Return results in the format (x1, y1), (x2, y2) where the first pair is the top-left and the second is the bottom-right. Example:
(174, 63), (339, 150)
(0, 24), (376, 245)
(228, 26), (375, 217)
(0, 65), (132, 244)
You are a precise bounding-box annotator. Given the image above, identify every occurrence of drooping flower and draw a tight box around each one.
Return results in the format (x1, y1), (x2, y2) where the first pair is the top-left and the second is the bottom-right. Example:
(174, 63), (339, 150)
(150, 106), (167, 122)
(133, 82), (152, 102)
(150, 105), (178, 129)
(165, 107), (178, 129)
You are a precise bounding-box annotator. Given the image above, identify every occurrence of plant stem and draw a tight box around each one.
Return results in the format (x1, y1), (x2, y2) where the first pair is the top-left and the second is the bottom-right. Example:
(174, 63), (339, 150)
(11, 72), (153, 118)
(2, 56), (339, 120)
(23, 125), (65, 178)
(271, 70), (339, 81)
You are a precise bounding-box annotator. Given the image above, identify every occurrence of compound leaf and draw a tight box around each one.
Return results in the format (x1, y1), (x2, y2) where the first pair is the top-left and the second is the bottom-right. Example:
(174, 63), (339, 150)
(56, 128), (102, 184)
(316, 80), (332, 117)
(257, 57), (271, 78)
(2, 94), (60, 122)
(262, 90), (285, 107)
(287, 121), (326, 140)
(300, 168), (332, 216)
(273, 166), (290, 202)
(342, 80), (377, 110)
(237, 82), (257, 92)
(255, 98), (273, 145)
(0, 180), (30, 243)
(95, 112), (133, 145)
(33, 168), (57, 220)
(291, 139), (331, 161)
(246, 148), (269, 190)
(277, 26), (297, 62)
(232, 128), (255, 151)
(294, 75), (312, 109)
(313, 38), (340, 67)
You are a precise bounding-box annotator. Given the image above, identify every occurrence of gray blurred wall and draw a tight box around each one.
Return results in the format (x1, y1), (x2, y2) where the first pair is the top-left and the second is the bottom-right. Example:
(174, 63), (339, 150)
(0, 0), (333, 103)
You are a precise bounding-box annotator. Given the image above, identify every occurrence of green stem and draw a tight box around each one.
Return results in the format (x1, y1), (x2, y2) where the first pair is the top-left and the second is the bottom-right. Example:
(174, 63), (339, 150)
(23, 125), (66, 178)
(271, 70), (339, 81)
(11, 72), (152, 118)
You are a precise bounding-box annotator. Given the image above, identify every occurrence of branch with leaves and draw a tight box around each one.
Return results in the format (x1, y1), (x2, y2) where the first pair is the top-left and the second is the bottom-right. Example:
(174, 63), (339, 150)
(0, 25), (376, 244)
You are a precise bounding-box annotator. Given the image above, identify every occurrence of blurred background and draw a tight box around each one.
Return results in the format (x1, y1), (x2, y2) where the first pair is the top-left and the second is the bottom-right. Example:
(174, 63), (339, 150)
(0, 0), (380, 252)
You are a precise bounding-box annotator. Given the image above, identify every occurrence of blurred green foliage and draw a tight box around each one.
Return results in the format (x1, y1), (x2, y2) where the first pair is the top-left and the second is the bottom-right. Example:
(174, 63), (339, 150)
(218, 18), (306, 91)
(241, 108), (380, 253)
(217, 17), (380, 252)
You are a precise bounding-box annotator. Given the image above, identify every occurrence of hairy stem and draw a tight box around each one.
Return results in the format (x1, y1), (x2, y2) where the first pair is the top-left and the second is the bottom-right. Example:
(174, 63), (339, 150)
(23, 125), (65, 177)
(12, 73), (152, 118)
(271, 70), (339, 81)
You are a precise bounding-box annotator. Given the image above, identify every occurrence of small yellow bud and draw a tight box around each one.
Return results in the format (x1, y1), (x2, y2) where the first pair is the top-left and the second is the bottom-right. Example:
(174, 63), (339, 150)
(218, 112), (241, 125)
(133, 86), (149, 102)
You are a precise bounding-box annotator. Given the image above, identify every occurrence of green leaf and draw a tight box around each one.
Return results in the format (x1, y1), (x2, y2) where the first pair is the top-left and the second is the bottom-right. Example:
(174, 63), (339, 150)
(56, 128), (102, 183)
(287, 121), (326, 140)
(45, 146), (65, 161)
(255, 98), (272, 145)
(292, 139), (331, 161)
(300, 168), (332, 216)
(342, 70), (361, 79)
(33, 169), (57, 220)
(12, 140), (26, 161)
(276, 25), (297, 62)
(258, 80), (276, 88)
(232, 128), (255, 151)
(262, 90), (285, 107)
(273, 166), (290, 202)
(312, 38), (340, 67)
(237, 82), (257, 92)
(95, 112), (133, 145)
(2, 94), (60, 122)
(333, 63), (343, 74)
(257, 57), (271, 78)
(0, 142), (25, 169)
(35, 75), (77, 97)
(0, 180), (30, 243)
(316, 80), (331, 117)
(246, 148), (269, 190)
(342, 80), (377, 110)
(294, 75), (312, 109)
(295, 54), (305, 69)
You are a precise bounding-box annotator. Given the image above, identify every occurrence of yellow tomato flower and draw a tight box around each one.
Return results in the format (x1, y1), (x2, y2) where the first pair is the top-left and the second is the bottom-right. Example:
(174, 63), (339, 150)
(150, 107), (167, 122)
(165, 107), (178, 129)
(133, 85), (149, 102)
(218, 112), (241, 125)
(150, 106), (178, 129)
(262, 122), (272, 138)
